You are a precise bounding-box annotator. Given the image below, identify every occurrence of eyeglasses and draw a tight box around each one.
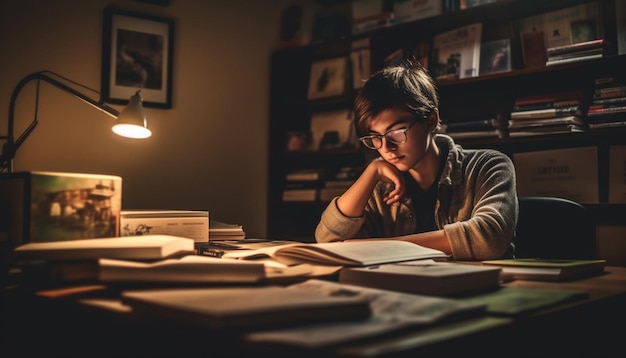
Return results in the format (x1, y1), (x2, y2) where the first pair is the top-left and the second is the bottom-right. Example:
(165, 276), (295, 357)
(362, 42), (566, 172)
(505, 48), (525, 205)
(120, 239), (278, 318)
(358, 121), (418, 150)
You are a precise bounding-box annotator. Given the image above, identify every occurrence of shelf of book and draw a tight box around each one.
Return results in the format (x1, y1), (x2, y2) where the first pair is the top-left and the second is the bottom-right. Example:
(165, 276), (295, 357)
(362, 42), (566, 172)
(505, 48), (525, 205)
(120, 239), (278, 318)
(269, 0), (625, 242)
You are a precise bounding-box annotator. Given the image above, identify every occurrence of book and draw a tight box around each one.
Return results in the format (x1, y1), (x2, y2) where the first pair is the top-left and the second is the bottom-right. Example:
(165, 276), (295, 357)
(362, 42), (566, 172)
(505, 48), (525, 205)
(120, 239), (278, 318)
(209, 220), (246, 241)
(513, 98), (582, 112)
(12, 235), (196, 261)
(338, 260), (502, 297)
(514, 2), (600, 50)
(587, 104), (626, 116)
(546, 38), (604, 57)
(588, 120), (626, 129)
(507, 124), (584, 137)
(546, 46), (603, 62)
(481, 258), (606, 281)
(507, 116), (584, 130)
(244, 278), (487, 348)
(285, 169), (323, 181)
(221, 240), (448, 266)
(393, 0), (442, 24)
(545, 52), (602, 66)
(513, 91), (583, 107)
(0, 171), (122, 246)
(432, 22), (482, 80)
(458, 286), (588, 317)
(36, 255), (266, 284)
(510, 106), (581, 120)
(520, 31), (547, 68)
(350, 47), (370, 89)
(196, 239), (301, 259)
(120, 285), (372, 330)
(120, 210), (209, 243)
(282, 188), (318, 202)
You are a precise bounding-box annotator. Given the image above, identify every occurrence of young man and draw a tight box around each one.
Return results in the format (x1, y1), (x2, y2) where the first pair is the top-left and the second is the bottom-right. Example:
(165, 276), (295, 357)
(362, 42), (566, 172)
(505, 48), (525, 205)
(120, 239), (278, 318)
(315, 61), (517, 260)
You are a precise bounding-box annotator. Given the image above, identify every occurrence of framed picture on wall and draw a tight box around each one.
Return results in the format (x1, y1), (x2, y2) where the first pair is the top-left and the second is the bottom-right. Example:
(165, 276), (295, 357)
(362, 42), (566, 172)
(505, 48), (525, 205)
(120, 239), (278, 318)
(307, 57), (348, 100)
(101, 7), (174, 108)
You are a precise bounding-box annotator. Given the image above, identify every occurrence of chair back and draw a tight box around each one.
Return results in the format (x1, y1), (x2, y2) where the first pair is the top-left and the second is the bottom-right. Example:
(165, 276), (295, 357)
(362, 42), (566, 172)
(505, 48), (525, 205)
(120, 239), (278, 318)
(515, 196), (596, 259)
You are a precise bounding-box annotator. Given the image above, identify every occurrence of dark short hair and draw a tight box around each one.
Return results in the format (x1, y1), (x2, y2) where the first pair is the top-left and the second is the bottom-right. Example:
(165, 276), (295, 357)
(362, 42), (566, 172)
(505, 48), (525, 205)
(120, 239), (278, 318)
(354, 60), (439, 137)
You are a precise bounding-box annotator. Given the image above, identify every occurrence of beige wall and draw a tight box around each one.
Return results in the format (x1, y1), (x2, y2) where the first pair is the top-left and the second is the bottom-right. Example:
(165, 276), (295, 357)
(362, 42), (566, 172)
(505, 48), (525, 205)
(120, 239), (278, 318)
(0, 0), (315, 239)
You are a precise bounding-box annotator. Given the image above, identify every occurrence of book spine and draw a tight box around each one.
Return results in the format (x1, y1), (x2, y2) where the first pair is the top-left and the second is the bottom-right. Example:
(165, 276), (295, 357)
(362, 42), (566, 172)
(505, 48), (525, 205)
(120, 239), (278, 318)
(513, 99), (581, 111)
(546, 39), (604, 56)
(510, 106), (580, 119)
(545, 53), (602, 66)
(587, 105), (626, 115)
(591, 96), (626, 105)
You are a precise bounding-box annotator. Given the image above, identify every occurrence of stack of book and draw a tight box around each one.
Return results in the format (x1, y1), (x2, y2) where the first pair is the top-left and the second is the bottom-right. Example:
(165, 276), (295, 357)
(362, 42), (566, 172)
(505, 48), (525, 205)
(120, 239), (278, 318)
(546, 39), (604, 66)
(441, 117), (505, 140)
(507, 91), (586, 137)
(319, 166), (361, 202)
(586, 77), (626, 129)
(282, 169), (323, 202)
(209, 220), (246, 241)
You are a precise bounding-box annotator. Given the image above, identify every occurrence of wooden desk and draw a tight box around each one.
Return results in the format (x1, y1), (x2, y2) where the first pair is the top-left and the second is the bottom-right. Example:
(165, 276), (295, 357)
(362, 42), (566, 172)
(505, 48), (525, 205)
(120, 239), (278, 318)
(1, 267), (625, 357)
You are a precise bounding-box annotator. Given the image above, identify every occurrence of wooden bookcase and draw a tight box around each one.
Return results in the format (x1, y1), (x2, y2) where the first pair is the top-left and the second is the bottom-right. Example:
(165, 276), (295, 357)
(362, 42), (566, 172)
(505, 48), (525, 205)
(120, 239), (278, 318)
(268, 0), (626, 244)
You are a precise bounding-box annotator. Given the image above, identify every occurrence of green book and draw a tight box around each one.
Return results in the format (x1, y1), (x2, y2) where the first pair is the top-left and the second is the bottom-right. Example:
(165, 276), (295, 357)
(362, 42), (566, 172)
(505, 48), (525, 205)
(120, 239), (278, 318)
(481, 258), (606, 281)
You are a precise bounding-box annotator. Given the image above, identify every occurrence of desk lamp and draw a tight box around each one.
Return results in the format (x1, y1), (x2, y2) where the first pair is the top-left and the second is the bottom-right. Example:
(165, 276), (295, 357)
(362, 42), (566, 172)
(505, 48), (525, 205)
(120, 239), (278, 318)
(0, 70), (152, 173)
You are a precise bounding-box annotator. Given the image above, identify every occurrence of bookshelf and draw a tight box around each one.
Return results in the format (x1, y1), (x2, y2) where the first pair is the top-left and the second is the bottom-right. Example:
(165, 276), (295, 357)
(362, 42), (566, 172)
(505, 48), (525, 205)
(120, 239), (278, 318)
(268, 0), (626, 244)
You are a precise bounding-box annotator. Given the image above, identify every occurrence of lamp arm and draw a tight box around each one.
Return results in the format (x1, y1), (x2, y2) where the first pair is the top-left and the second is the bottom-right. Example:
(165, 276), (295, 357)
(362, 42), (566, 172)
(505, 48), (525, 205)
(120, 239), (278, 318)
(1, 71), (121, 172)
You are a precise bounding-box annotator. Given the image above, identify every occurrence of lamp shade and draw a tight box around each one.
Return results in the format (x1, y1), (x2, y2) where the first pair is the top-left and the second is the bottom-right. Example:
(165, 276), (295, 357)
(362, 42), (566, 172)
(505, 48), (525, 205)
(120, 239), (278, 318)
(112, 90), (152, 139)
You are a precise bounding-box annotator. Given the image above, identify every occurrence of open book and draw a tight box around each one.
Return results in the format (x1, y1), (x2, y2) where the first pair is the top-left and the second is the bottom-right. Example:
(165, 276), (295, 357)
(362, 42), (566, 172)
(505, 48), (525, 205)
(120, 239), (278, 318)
(221, 240), (448, 266)
(12, 235), (196, 261)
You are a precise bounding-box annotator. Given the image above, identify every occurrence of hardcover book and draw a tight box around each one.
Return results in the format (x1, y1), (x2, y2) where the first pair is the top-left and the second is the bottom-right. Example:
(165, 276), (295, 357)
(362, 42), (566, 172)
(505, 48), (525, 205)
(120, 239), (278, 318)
(432, 22), (482, 80)
(12, 235), (196, 261)
(121, 285), (372, 330)
(0, 171), (122, 247)
(481, 258), (606, 281)
(510, 106), (582, 120)
(339, 260), (502, 297)
(27, 255), (267, 284)
(120, 210), (209, 243)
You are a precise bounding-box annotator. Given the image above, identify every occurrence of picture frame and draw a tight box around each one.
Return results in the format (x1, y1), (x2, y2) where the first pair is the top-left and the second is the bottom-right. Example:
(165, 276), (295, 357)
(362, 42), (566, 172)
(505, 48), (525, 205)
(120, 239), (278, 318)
(479, 38), (512, 75)
(307, 57), (348, 100)
(101, 8), (174, 108)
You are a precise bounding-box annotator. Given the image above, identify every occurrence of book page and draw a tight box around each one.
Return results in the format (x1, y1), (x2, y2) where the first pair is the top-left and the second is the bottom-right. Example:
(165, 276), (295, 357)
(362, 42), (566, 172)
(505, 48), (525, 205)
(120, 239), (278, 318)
(222, 240), (447, 266)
